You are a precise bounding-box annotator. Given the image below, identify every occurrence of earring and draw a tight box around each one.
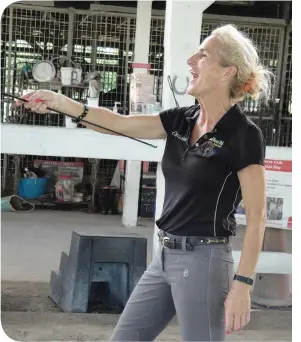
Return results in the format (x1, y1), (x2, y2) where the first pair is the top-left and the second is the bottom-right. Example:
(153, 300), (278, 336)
(221, 77), (224, 82)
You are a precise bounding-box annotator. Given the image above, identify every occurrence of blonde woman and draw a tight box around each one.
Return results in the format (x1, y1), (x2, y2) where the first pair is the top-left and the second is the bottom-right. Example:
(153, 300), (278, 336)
(18, 24), (271, 341)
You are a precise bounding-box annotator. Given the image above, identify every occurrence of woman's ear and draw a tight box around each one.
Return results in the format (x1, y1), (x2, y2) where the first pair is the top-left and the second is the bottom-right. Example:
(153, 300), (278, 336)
(224, 66), (237, 80)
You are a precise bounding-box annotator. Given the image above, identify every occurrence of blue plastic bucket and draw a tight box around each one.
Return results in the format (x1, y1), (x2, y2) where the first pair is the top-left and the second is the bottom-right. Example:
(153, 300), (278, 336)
(18, 177), (48, 200)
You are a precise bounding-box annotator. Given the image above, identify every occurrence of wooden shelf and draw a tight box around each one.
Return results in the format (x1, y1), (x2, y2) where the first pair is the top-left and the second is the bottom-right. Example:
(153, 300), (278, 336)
(24, 80), (89, 89)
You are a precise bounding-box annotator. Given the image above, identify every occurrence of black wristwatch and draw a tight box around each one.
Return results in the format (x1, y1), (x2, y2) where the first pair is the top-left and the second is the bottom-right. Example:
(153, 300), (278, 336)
(233, 274), (254, 286)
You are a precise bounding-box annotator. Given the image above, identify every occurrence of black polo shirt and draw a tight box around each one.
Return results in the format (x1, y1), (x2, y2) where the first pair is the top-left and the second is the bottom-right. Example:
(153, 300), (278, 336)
(156, 104), (265, 237)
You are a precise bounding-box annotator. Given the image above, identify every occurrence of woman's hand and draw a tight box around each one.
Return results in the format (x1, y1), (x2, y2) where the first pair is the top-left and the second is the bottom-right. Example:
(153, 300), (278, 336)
(224, 281), (251, 334)
(16, 90), (61, 114)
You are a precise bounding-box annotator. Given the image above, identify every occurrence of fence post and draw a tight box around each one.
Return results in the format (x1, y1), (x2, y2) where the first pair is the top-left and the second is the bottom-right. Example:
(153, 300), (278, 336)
(122, 1), (152, 227)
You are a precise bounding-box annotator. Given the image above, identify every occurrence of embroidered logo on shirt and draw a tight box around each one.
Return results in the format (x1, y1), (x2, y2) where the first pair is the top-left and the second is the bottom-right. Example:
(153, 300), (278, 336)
(197, 141), (215, 157)
(172, 131), (188, 142)
(209, 137), (224, 148)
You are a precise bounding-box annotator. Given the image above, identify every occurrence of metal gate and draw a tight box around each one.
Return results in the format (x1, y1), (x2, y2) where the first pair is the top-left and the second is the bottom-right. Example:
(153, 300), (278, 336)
(1, 5), (139, 118)
(278, 26), (292, 147)
(1, 4), (138, 194)
(201, 15), (291, 148)
(1, 4), (292, 195)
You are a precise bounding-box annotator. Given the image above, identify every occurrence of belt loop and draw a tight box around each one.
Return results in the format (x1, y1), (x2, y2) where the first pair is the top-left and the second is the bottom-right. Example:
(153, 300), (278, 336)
(182, 237), (187, 252)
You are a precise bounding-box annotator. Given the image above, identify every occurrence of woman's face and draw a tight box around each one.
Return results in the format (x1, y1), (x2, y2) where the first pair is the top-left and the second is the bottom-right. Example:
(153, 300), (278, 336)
(186, 35), (231, 99)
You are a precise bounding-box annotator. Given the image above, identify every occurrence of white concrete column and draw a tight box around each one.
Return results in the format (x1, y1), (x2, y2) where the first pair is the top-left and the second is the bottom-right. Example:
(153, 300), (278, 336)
(132, 1), (152, 73)
(122, 1), (153, 227)
(153, 0), (215, 256)
(161, 0), (215, 109)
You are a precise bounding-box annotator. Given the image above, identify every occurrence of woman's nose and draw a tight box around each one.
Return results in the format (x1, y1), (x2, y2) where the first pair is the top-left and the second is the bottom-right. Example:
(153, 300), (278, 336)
(187, 56), (194, 66)
(187, 54), (196, 66)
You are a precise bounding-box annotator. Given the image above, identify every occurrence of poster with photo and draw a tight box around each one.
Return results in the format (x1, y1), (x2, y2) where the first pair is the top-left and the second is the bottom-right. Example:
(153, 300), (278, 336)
(33, 160), (84, 192)
(235, 155), (292, 230)
(129, 73), (155, 115)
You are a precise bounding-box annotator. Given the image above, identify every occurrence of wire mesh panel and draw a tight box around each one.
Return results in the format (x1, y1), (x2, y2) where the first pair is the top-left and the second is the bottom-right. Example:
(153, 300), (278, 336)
(1, 153), (5, 193)
(71, 10), (136, 179)
(71, 11), (136, 113)
(1, 5), (138, 194)
(1, 4), (137, 116)
(201, 19), (284, 116)
(279, 119), (292, 147)
(278, 27), (292, 147)
(1, 7), (12, 125)
(149, 17), (165, 103)
(1, 5), (71, 193)
(281, 28), (292, 119)
(1, 7), (292, 194)
(1, 5), (70, 126)
(201, 17), (286, 145)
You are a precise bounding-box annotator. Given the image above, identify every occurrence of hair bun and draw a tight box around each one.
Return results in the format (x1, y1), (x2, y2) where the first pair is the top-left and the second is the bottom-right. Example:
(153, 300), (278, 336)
(243, 72), (256, 94)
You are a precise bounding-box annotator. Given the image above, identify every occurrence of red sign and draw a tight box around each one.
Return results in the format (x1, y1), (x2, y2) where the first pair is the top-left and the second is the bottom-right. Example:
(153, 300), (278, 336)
(131, 63), (151, 69)
(264, 159), (292, 172)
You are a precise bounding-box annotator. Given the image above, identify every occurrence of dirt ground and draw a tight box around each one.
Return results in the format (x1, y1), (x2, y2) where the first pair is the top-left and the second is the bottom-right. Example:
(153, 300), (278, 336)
(1, 281), (292, 342)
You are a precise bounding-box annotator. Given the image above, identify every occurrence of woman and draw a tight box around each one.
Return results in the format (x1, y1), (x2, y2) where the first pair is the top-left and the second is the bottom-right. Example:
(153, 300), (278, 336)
(18, 24), (270, 341)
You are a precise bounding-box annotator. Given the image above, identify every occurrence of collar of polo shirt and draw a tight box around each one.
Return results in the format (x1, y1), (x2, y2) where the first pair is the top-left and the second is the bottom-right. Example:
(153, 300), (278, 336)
(184, 103), (240, 132)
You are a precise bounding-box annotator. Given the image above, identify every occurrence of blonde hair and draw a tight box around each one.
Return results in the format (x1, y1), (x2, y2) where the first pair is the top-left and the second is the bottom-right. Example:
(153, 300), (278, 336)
(211, 24), (274, 104)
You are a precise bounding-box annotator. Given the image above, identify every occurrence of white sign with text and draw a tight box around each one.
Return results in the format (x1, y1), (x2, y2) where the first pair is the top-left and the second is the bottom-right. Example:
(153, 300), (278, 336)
(235, 148), (292, 230)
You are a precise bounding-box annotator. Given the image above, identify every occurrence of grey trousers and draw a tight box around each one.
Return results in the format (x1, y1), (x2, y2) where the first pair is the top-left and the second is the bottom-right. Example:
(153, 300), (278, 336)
(110, 236), (234, 341)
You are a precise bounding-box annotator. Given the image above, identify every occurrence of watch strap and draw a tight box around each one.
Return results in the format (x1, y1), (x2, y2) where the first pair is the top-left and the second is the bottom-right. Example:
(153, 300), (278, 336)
(233, 274), (254, 286)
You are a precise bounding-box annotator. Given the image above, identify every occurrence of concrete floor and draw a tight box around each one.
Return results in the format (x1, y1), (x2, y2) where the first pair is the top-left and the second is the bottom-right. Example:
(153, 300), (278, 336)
(1, 211), (155, 282)
(0, 210), (254, 282)
(1, 210), (292, 341)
